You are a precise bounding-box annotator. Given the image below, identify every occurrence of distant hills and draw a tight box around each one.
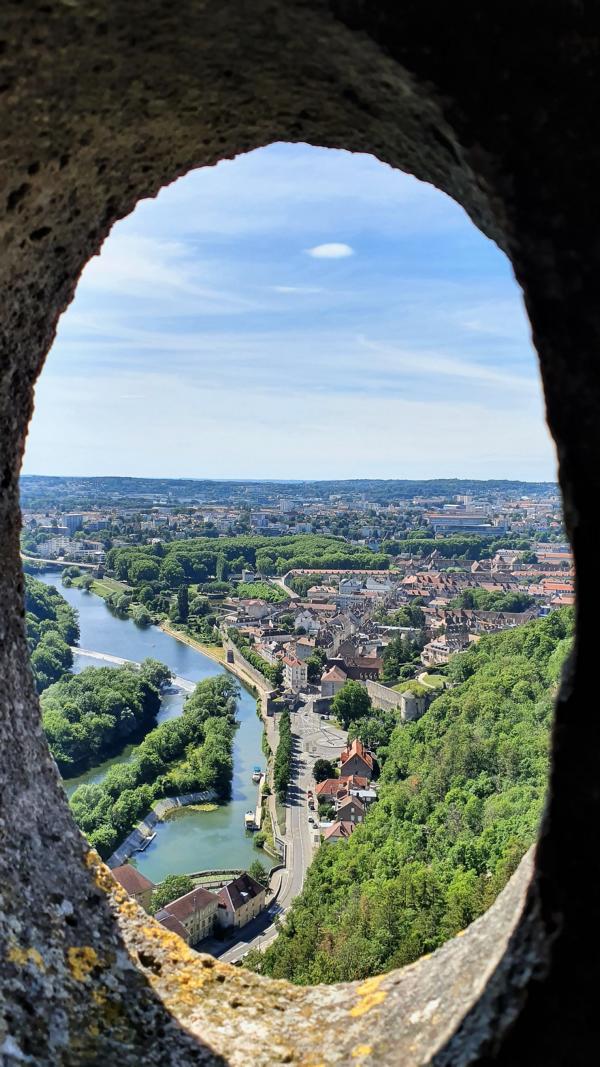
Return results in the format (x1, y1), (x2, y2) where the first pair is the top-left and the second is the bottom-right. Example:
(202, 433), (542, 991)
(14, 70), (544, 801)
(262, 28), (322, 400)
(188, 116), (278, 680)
(20, 475), (558, 510)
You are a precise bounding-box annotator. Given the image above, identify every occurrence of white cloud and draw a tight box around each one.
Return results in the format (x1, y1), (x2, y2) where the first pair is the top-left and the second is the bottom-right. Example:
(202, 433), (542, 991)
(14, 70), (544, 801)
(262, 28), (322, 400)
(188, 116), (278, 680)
(273, 285), (324, 294)
(306, 243), (354, 259)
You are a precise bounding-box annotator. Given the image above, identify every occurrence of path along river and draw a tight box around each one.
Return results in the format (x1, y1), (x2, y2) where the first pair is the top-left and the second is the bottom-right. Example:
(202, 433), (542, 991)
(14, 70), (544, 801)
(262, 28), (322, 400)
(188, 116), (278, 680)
(36, 570), (267, 882)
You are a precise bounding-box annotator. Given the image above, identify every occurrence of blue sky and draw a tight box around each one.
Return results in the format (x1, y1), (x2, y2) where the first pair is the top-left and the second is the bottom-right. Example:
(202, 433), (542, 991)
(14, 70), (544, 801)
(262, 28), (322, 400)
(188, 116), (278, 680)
(23, 142), (556, 481)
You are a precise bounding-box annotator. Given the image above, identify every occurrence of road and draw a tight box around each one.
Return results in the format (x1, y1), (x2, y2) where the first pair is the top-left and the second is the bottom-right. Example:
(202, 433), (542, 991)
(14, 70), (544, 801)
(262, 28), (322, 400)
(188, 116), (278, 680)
(271, 574), (300, 599)
(211, 698), (347, 964)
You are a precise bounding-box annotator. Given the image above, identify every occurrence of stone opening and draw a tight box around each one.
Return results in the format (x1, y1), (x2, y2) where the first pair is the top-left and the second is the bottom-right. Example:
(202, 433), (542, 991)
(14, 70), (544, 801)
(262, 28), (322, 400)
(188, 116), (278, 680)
(1, 4), (596, 1064)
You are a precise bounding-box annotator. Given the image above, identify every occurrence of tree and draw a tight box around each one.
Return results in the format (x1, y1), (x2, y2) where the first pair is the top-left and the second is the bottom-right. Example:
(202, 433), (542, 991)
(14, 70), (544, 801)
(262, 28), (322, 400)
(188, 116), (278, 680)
(331, 681), (372, 730)
(132, 605), (152, 626)
(313, 758), (336, 783)
(248, 860), (270, 890)
(177, 584), (189, 622)
(150, 874), (194, 914)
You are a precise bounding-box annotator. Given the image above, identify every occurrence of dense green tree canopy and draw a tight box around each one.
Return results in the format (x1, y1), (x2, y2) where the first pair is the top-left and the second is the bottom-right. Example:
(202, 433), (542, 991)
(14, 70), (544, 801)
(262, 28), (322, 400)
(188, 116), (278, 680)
(331, 682), (372, 730)
(42, 658), (171, 773)
(70, 674), (239, 858)
(25, 576), (79, 692)
(249, 609), (572, 985)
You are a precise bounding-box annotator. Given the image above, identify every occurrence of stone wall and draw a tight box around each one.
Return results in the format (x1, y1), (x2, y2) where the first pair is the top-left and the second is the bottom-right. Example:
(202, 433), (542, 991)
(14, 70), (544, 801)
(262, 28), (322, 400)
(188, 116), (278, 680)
(365, 679), (430, 721)
(0, 3), (598, 1064)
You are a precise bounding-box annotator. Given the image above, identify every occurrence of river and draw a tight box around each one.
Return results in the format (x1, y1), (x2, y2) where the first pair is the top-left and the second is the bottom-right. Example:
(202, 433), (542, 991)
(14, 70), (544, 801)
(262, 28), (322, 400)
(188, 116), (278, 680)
(36, 569), (268, 882)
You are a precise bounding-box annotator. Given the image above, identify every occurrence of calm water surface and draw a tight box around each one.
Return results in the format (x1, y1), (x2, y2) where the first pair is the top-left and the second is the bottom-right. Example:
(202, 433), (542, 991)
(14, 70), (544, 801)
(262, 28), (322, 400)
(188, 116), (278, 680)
(36, 569), (267, 879)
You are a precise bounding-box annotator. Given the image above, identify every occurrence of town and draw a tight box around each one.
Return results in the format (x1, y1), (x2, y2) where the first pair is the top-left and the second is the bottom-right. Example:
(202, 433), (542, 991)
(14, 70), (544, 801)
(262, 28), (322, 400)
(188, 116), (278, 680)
(21, 476), (571, 958)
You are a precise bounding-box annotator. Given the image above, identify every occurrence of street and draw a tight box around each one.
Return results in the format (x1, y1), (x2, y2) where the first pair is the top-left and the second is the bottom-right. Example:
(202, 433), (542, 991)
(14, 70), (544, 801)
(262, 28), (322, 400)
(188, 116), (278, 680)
(210, 700), (346, 963)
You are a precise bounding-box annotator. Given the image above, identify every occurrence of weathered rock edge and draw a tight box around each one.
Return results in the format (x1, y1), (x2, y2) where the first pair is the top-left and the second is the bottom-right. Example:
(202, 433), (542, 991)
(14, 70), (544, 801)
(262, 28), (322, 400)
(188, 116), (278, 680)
(1, 1), (598, 1063)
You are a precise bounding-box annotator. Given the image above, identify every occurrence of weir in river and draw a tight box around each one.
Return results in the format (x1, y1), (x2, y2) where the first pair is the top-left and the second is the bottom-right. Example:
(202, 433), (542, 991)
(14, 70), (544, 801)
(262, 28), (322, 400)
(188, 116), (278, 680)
(36, 570), (270, 881)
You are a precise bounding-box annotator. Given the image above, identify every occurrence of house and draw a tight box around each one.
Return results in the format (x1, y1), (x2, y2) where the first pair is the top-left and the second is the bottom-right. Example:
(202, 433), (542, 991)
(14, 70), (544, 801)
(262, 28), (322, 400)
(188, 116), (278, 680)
(339, 738), (374, 781)
(339, 577), (362, 595)
(244, 599), (271, 620)
(316, 774), (369, 801)
(322, 820), (355, 842)
(155, 910), (190, 944)
(111, 864), (155, 912)
(216, 872), (266, 929)
(294, 609), (320, 636)
(320, 664), (347, 698)
(283, 654), (308, 692)
(156, 885), (219, 945)
(293, 636), (316, 662)
(336, 794), (365, 824)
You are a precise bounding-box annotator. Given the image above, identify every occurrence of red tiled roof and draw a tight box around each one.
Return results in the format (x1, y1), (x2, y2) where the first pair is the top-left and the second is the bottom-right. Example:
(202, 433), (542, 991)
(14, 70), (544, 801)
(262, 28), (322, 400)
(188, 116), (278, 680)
(111, 864), (155, 896)
(316, 775), (368, 797)
(321, 666), (347, 682)
(337, 794), (365, 815)
(323, 820), (355, 841)
(340, 739), (374, 771)
(163, 886), (217, 922)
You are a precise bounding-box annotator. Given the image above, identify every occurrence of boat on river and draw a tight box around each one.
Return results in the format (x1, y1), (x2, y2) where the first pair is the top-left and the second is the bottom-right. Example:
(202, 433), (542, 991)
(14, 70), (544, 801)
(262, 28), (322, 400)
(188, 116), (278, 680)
(244, 811), (257, 830)
(252, 765), (261, 782)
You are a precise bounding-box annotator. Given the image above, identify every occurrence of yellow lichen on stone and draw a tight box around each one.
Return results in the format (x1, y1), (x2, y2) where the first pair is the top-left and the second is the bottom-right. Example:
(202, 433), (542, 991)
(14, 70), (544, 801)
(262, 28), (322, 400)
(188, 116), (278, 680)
(67, 946), (100, 982)
(7, 945), (45, 971)
(352, 1047), (373, 1058)
(119, 898), (139, 919)
(350, 974), (387, 1018)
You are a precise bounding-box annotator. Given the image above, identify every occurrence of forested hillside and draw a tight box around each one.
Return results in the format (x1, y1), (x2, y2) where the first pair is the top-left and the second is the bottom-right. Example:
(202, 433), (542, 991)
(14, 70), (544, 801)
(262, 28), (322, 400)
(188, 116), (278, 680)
(250, 610), (572, 984)
(25, 575), (79, 691)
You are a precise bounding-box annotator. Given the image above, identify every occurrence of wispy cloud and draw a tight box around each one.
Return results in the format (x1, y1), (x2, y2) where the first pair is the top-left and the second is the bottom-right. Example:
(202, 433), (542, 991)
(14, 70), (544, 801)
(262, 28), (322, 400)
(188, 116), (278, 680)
(25, 142), (555, 480)
(306, 243), (354, 259)
(273, 285), (324, 294)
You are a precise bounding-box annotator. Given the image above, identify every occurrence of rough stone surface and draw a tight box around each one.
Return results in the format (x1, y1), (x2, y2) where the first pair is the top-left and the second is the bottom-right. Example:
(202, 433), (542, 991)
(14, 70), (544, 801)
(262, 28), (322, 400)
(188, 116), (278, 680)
(0, 3), (598, 1063)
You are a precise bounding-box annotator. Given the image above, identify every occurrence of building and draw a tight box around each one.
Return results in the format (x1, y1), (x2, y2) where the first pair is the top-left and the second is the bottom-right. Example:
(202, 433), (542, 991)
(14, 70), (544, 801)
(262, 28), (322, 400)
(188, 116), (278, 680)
(322, 820), (355, 842)
(36, 535), (75, 558)
(216, 872), (266, 928)
(339, 738), (374, 781)
(316, 774), (370, 802)
(244, 599), (271, 620)
(63, 512), (84, 533)
(336, 794), (365, 824)
(111, 864), (155, 912)
(294, 609), (320, 636)
(320, 664), (347, 698)
(156, 886), (219, 946)
(293, 636), (315, 662)
(283, 654), (308, 692)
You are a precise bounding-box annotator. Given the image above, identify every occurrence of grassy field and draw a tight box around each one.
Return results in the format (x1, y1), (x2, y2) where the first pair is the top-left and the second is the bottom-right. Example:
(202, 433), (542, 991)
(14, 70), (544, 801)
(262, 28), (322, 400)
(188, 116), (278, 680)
(71, 573), (129, 600)
(420, 673), (446, 690)
(159, 622), (227, 664)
